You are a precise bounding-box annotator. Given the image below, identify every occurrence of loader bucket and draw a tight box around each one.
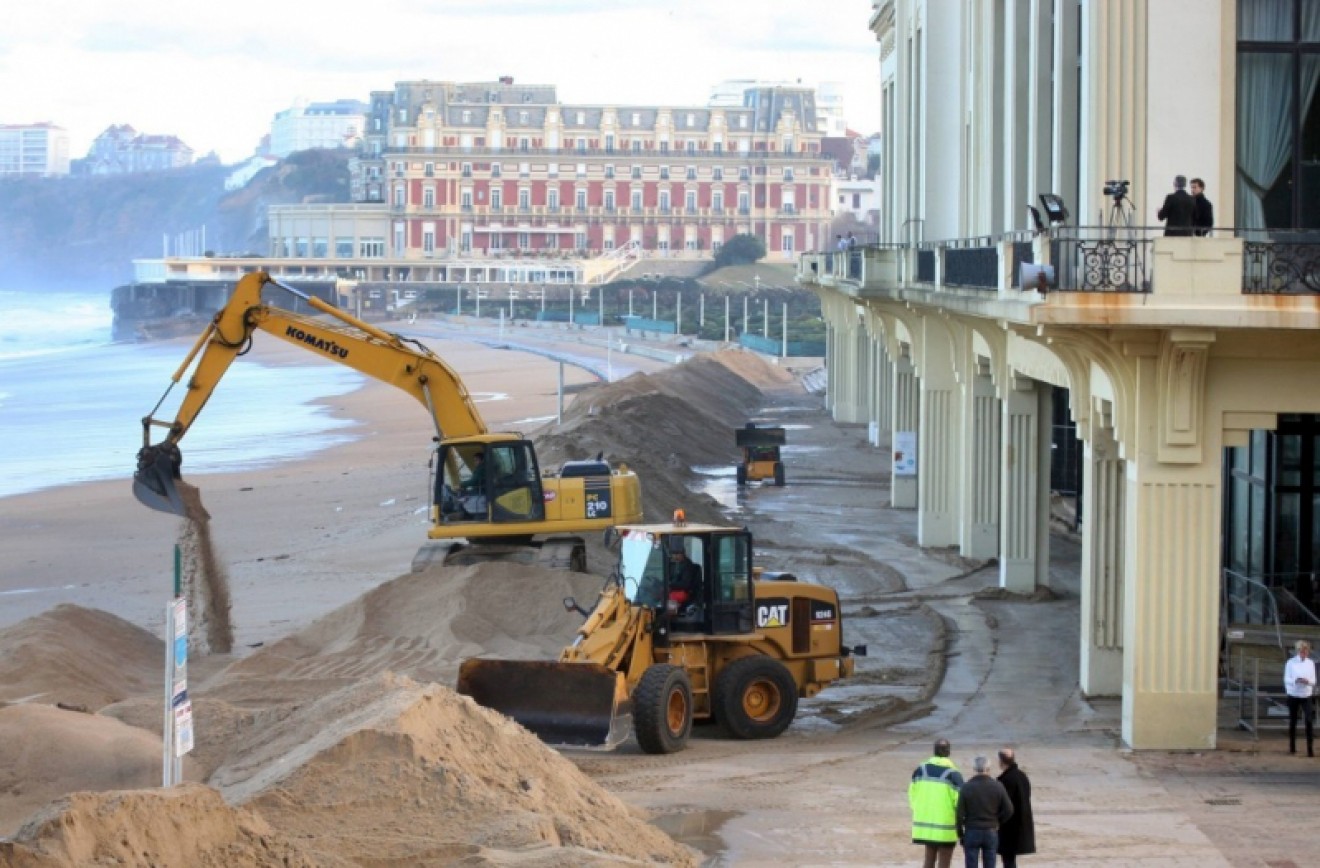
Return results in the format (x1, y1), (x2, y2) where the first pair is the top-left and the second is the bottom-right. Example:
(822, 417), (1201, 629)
(133, 445), (187, 516)
(457, 659), (632, 750)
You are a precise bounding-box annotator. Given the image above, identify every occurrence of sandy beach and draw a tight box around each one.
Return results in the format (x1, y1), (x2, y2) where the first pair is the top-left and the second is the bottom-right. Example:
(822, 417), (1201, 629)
(0, 334), (606, 648)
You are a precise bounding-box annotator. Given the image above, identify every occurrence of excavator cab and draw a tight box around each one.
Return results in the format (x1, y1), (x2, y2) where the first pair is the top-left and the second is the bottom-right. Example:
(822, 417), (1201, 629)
(435, 438), (545, 526)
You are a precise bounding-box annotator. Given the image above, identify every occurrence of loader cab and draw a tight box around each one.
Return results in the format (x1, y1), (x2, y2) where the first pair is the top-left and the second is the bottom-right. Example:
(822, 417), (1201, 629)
(618, 527), (756, 635)
(435, 439), (546, 525)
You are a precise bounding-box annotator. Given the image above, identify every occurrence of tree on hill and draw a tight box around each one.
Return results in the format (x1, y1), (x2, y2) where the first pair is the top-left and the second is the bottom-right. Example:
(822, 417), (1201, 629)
(713, 233), (766, 267)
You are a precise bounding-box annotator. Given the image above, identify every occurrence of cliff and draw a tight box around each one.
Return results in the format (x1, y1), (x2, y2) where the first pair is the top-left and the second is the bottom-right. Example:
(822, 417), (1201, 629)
(0, 150), (352, 291)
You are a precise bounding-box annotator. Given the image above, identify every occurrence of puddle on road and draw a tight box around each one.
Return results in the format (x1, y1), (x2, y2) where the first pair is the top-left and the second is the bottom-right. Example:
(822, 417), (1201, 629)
(690, 465), (745, 512)
(650, 809), (739, 861)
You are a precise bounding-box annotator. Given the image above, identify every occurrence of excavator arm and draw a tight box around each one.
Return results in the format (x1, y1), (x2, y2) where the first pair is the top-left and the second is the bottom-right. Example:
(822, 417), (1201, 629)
(134, 271), (487, 514)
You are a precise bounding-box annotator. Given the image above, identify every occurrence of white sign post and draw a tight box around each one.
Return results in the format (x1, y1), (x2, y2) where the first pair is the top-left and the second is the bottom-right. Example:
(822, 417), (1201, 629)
(893, 431), (918, 477)
(162, 596), (194, 787)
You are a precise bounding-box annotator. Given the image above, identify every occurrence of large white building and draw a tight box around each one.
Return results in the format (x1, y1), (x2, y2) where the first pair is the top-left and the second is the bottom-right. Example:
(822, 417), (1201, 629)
(0, 123), (70, 177)
(798, 0), (1320, 751)
(710, 79), (850, 136)
(269, 99), (368, 158)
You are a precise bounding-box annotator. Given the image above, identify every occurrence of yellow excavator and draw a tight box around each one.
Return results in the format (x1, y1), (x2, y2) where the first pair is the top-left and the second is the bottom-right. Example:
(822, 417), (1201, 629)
(458, 512), (865, 753)
(133, 271), (642, 571)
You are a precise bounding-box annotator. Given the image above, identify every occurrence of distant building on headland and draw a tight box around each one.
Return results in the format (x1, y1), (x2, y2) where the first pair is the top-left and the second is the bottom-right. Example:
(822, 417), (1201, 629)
(269, 99), (367, 157)
(77, 124), (195, 175)
(0, 123), (70, 177)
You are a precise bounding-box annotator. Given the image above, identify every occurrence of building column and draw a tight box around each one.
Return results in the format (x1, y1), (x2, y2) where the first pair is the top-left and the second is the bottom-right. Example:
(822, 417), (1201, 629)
(891, 348), (919, 509)
(833, 323), (866, 424)
(824, 323), (837, 414)
(959, 359), (1001, 559)
(999, 373), (1051, 592)
(873, 336), (894, 448)
(1121, 336), (1222, 749)
(917, 318), (961, 547)
(1080, 402), (1124, 696)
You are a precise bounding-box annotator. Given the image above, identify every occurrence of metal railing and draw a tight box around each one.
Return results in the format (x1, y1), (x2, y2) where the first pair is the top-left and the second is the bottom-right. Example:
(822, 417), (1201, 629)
(1238, 229), (1320, 294)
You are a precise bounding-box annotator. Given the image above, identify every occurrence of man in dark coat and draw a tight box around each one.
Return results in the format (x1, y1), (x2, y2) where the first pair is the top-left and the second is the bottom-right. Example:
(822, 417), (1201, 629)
(1157, 175), (1195, 237)
(997, 748), (1036, 867)
(1190, 177), (1214, 236)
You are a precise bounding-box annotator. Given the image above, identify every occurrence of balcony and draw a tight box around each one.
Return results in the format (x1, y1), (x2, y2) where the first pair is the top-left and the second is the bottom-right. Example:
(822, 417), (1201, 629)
(796, 228), (1320, 329)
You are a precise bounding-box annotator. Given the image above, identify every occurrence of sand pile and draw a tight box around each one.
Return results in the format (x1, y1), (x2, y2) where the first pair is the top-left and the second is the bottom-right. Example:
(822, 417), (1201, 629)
(0, 784), (317, 868)
(0, 605), (161, 711)
(0, 705), (167, 838)
(536, 349), (799, 524)
(207, 562), (602, 707)
(209, 672), (694, 866)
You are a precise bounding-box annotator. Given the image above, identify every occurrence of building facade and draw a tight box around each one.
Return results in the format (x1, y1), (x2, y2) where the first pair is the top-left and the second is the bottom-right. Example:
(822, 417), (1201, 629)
(270, 99), (367, 158)
(0, 123), (70, 177)
(795, 0), (1320, 751)
(270, 78), (834, 269)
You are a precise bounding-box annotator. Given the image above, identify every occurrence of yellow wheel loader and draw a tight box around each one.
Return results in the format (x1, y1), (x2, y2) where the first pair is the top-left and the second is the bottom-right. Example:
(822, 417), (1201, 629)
(736, 423), (786, 487)
(457, 513), (866, 753)
(132, 272), (642, 572)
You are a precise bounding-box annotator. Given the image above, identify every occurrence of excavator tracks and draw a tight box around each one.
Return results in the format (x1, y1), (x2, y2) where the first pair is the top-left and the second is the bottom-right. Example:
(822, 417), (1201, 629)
(411, 537), (587, 573)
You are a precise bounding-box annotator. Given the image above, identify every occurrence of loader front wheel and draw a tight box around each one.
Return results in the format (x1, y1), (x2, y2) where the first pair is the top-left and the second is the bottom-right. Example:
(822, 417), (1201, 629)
(714, 655), (798, 740)
(634, 664), (692, 754)
(773, 462), (786, 487)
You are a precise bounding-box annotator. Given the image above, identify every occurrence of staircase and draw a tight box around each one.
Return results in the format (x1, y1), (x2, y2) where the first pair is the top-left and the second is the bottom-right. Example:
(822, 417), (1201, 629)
(1223, 571), (1320, 734)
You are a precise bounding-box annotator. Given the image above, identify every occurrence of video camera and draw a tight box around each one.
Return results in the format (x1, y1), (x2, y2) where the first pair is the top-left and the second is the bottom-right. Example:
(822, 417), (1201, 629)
(1103, 179), (1130, 201)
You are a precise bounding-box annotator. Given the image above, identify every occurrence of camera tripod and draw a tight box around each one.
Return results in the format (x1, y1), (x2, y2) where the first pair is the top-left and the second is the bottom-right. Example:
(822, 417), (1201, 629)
(1106, 195), (1134, 229)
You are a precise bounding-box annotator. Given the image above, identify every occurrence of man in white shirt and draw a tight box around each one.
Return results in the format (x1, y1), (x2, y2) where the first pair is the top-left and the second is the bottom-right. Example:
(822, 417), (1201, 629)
(1284, 639), (1316, 756)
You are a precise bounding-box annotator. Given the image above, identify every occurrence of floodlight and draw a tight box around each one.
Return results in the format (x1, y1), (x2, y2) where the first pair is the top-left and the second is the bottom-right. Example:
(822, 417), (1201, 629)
(1027, 205), (1045, 232)
(1039, 194), (1069, 225)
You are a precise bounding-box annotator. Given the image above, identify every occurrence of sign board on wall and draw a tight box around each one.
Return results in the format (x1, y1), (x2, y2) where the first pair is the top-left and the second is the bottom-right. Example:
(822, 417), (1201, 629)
(893, 431), (917, 476)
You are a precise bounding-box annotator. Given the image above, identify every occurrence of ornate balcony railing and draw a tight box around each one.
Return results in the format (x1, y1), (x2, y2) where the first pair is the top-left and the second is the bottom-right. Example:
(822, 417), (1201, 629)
(1239, 230), (1320, 294)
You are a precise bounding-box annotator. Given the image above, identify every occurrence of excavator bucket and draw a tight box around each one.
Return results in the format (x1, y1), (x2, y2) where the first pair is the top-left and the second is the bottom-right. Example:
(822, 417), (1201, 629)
(132, 445), (187, 516)
(457, 659), (632, 750)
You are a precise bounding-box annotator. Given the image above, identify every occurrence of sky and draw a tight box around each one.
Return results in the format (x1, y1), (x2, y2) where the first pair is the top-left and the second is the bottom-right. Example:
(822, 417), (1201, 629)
(4, 0), (883, 166)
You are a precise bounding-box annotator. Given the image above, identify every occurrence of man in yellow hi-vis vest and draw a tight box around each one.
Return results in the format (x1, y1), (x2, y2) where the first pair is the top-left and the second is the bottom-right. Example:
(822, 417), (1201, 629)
(910, 738), (964, 868)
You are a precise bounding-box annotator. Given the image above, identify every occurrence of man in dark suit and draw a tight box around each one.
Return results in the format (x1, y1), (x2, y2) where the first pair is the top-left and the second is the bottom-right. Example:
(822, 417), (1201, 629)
(1190, 177), (1214, 236)
(997, 748), (1036, 868)
(1158, 175), (1196, 236)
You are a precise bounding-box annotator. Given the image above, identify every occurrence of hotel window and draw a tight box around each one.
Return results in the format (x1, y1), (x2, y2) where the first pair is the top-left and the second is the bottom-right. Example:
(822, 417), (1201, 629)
(423, 187), (435, 208)
(631, 165), (642, 179)
(519, 111), (529, 124)
(714, 141), (724, 153)
(631, 112), (641, 125)
(575, 232), (587, 248)
(660, 166), (670, 179)
(546, 234), (559, 250)
(491, 163), (502, 177)
(393, 223), (404, 254)
(426, 162), (436, 177)
(604, 238), (615, 250)
(685, 191), (697, 211)
(713, 167), (723, 180)
(576, 137), (587, 151)
(686, 140), (696, 153)
(659, 191), (671, 211)
(491, 189), (503, 209)
(783, 167), (794, 181)
(738, 116), (747, 128)
(660, 140), (669, 153)
(393, 186), (405, 207)
(461, 231), (472, 252)
(312, 237), (328, 257)
(423, 231), (435, 253)
(335, 237), (354, 258)
(631, 190), (643, 209)
(359, 237), (385, 257)
(605, 134), (615, 152)
(782, 136), (793, 152)
(604, 190), (616, 210)
(518, 188), (531, 210)
(519, 161), (530, 177)
(605, 164), (615, 178)
(461, 190), (473, 210)
(576, 111), (585, 124)
(738, 192), (750, 212)
(462, 110), (471, 123)
(712, 191), (724, 211)
(631, 140), (642, 152)
(1237, 0), (1320, 229)
(518, 232), (530, 249)
(781, 231), (794, 253)
(548, 163), (559, 177)
(686, 113), (695, 127)
(686, 166), (696, 180)
(548, 189), (560, 210)
(576, 189), (587, 209)
(576, 162), (586, 177)
(519, 137), (530, 151)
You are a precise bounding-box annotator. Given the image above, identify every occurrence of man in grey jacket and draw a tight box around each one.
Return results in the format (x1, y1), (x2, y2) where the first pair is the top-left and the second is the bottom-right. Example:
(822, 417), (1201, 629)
(956, 755), (1015, 868)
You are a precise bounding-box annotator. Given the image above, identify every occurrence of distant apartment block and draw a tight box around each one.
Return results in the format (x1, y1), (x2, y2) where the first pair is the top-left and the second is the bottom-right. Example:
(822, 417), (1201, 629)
(269, 99), (367, 157)
(82, 125), (195, 174)
(0, 123), (70, 177)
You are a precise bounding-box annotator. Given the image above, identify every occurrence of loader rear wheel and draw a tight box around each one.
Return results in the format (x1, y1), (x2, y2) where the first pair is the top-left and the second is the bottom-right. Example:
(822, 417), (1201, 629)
(634, 664), (692, 754)
(773, 462), (785, 487)
(714, 656), (798, 740)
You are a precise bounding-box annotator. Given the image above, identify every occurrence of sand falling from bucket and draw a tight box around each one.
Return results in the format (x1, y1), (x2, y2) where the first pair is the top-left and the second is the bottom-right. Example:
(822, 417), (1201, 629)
(177, 481), (233, 654)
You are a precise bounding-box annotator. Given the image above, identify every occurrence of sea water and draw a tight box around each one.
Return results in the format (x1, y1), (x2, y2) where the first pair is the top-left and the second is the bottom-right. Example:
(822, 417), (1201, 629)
(0, 288), (364, 499)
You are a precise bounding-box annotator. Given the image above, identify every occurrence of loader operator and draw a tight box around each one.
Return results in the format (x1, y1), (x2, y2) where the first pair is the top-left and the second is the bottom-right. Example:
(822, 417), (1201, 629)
(668, 549), (703, 609)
